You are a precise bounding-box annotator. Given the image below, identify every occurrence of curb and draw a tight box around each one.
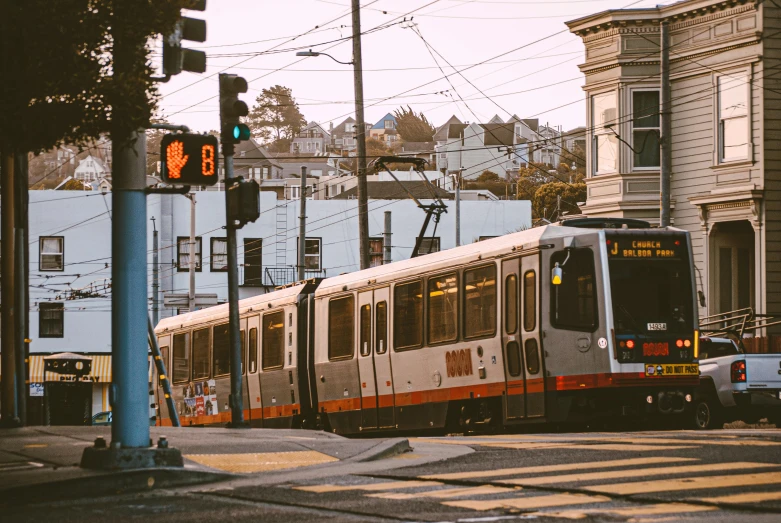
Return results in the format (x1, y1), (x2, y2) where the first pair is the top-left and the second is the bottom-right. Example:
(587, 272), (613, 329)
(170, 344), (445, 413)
(0, 468), (234, 506)
(347, 438), (411, 463)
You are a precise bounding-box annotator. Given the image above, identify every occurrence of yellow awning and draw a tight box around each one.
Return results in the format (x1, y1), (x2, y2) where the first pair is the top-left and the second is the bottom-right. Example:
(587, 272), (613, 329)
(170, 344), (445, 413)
(27, 355), (154, 383)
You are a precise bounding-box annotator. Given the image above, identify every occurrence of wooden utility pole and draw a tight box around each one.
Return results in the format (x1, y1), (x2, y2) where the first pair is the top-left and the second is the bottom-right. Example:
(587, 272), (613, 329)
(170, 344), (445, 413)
(351, 0), (370, 270)
(1, 151), (19, 426)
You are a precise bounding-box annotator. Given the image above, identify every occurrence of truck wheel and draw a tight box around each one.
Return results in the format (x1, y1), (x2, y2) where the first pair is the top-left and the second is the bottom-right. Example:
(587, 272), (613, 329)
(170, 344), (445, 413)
(693, 398), (722, 430)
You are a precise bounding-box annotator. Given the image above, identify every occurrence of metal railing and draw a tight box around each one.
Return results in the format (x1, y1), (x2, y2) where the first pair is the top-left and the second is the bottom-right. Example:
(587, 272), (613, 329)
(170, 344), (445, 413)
(241, 266), (326, 287)
(700, 307), (781, 340)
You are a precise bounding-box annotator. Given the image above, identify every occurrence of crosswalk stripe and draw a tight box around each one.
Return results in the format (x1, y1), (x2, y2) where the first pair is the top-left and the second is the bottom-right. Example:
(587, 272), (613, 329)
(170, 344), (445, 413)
(366, 485), (519, 500)
(420, 457), (695, 480)
(583, 471), (781, 495)
(294, 480), (440, 493)
(608, 437), (781, 447)
(498, 461), (779, 486)
(697, 491), (781, 504)
(481, 442), (695, 452)
(443, 493), (611, 511)
(533, 502), (716, 519)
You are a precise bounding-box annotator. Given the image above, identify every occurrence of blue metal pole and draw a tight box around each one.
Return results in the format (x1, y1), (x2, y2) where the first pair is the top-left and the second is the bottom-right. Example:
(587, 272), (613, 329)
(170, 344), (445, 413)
(111, 130), (150, 448)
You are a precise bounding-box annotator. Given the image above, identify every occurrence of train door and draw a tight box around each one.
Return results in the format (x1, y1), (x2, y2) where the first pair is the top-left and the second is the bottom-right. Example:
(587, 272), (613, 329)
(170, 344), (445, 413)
(521, 254), (545, 418)
(357, 288), (394, 430)
(502, 258), (525, 420)
(357, 291), (379, 429)
(246, 315), (261, 425)
(373, 288), (394, 428)
(258, 308), (290, 427)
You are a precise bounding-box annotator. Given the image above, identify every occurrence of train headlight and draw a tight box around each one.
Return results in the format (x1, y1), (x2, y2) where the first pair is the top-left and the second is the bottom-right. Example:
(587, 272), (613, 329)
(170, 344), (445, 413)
(551, 263), (563, 285)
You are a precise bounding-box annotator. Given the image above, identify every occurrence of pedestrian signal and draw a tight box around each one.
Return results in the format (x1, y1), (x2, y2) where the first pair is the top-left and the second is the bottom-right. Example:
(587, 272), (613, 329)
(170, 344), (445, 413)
(160, 134), (220, 186)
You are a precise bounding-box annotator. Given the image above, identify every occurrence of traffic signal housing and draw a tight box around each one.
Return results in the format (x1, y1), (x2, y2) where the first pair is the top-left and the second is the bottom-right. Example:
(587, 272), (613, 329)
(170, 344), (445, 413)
(160, 133), (220, 186)
(219, 73), (250, 145)
(163, 0), (207, 76)
(227, 179), (260, 227)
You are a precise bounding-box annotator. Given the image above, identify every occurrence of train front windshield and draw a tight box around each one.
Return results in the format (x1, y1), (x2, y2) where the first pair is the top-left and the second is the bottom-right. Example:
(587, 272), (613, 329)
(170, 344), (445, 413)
(606, 233), (697, 364)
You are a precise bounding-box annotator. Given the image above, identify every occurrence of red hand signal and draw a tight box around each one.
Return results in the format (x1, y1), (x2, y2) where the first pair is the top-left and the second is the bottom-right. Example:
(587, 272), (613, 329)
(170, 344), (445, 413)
(166, 140), (189, 179)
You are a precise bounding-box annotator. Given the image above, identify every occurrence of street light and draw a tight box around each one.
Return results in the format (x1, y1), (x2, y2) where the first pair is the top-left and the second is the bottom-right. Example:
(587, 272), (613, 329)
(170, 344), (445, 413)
(295, 6), (371, 272)
(296, 49), (354, 65)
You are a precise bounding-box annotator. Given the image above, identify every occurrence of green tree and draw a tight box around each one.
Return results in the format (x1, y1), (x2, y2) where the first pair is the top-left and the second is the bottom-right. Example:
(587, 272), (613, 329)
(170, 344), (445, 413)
(393, 105), (435, 142)
(248, 85), (306, 146)
(1, 1), (186, 155)
(532, 182), (587, 221)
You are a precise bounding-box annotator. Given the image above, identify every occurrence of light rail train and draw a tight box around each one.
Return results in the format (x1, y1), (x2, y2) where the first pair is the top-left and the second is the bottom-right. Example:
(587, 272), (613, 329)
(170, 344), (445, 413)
(154, 219), (700, 433)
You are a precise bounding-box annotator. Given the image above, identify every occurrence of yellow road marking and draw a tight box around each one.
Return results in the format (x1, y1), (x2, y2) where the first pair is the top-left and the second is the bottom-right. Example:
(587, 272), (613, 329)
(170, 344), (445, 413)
(481, 443), (695, 452)
(367, 485), (519, 500)
(185, 451), (337, 474)
(420, 457), (694, 480)
(698, 491), (781, 504)
(295, 480), (440, 493)
(444, 493), (611, 511)
(23, 444), (48, 448)
(584, 471), (781, 495)
(534, 503), (715, 519)
(609, 437), (781, 447)
(499, 461), (779, 486)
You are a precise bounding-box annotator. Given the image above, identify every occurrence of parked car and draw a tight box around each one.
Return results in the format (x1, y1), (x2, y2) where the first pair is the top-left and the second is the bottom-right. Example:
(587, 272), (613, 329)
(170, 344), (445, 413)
(693, 336), (781, 429)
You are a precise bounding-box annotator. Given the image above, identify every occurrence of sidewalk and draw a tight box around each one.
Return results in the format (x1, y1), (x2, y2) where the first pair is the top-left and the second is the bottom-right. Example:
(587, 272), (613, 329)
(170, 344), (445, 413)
(0, 426), (409, 505)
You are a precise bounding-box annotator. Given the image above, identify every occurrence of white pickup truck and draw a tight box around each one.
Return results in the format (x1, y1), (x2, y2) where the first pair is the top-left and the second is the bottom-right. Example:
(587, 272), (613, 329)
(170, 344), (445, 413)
(692, 336), (781, 429)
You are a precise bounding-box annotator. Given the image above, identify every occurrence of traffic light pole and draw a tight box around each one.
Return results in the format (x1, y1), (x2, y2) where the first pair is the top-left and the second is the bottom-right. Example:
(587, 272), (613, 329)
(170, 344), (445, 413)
(222, 144), (246, 428)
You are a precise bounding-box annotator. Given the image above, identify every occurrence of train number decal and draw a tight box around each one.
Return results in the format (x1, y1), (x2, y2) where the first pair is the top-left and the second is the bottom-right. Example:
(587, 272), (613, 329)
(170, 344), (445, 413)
(445, 348), (474, 377)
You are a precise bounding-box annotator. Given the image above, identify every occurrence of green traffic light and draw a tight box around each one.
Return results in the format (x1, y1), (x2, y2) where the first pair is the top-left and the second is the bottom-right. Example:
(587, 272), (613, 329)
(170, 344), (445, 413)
(233, 124), (251, 141)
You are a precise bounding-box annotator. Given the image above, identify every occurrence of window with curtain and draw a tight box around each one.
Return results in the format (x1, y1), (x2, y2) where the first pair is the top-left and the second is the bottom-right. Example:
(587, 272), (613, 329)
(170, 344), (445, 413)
(39, 302), (64, 338)
(40, 237), (64, 271)
(632, 91), (660, 168)
(718, 73), (749, 162)
(592, 91), (618, 174)
(211, 238), (228, 272)
(177, 237), (202, 272)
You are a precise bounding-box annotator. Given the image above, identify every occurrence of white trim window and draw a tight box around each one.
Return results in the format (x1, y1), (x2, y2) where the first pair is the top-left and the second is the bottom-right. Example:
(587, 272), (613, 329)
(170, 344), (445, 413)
(717, 73), (749, 162)
(632, 90), (660, 169)
(291, 185), (314, 200)
(592, 91), (618, 174)
(211, 237), (228, 272)
(384, 119), (394, 129)
(304, 238), (321, 270)
(345, 123), (355, 133)
(40, 236), (64, 271)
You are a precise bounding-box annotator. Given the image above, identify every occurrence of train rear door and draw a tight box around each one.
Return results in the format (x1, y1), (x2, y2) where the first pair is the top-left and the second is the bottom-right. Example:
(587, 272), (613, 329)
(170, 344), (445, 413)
(357, 288), (394, 430)
(520, 254), (545, 418)
(246, 315), (261, 425)
(502, 258), (525, 420)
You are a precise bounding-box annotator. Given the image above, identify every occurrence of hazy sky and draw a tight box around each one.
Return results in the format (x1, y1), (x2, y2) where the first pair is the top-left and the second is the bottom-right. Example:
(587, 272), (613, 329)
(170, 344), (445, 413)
(156, 0), (668, 135)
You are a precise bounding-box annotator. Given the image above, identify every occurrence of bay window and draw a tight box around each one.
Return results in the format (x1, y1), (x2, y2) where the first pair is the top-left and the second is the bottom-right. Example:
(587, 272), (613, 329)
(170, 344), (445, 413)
(592, 92), (618, 174)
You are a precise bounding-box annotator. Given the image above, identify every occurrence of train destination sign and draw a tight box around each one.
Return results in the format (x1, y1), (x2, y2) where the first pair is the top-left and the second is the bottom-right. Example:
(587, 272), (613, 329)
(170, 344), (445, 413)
(607, 237), (684, 259)
(160, 133), (219, 186)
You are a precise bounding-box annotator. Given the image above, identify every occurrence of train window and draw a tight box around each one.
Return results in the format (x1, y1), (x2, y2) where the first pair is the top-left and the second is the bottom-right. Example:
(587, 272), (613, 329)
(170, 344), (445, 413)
(172, 333), (189, 384)
(524, 271), (536, 332)
(192, 328), (210, 380)
(394, 280), (423, 350)
(505, 274), (518, 335)
(376, 301), (388, 354)
(262, 311), (285, 370)
(212, 323), (230, 377)
(241, 329), (246, 375)
(525, 339), (540, 375)
(464, 265), (497, 339)
(428, 273), (458, 344)
(506, 341), (522, 377)
(550, 249), (597, 331)
(159, 345), (170, 385)
(329, 296), (355, 360)
(248, 328), (258, 373)
(360, 304), (371, 356)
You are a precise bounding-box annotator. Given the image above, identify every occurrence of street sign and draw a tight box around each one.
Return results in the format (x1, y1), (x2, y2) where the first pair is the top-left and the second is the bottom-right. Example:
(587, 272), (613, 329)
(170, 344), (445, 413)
(160, 133), (219, 186)
(163, 293), (219, 308)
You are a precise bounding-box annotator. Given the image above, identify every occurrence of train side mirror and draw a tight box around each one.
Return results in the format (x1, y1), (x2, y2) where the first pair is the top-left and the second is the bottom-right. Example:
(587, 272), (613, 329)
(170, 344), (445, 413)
(552, 263), (563, 286)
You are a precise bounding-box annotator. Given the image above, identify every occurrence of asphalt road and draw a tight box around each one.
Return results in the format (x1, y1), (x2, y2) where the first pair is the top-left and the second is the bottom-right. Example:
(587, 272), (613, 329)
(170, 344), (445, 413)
(7, 429), (781, 522)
